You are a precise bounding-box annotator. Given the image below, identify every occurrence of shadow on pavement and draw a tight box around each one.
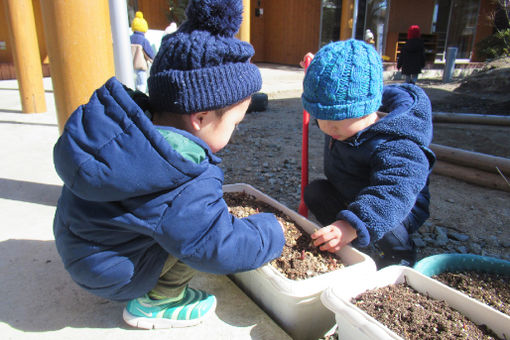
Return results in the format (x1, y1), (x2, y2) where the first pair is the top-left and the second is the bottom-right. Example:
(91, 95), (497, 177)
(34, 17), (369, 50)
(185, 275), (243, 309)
(0, 119), (58, 127)
(0, 239), (129, 331)
(0, 238), (277, 335)
(0, 109), (23, 114)
(0, 178), (62, 206)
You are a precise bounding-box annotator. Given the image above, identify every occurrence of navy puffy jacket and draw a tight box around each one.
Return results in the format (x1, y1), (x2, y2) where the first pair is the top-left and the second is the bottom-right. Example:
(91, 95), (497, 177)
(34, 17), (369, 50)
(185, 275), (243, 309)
(53, 78), (284, 301)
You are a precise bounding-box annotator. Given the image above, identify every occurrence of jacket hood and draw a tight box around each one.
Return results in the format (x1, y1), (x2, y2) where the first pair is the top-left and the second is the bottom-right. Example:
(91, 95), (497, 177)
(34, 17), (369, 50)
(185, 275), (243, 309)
(53, 77), (219, 202)
(360, 84), (433, 148)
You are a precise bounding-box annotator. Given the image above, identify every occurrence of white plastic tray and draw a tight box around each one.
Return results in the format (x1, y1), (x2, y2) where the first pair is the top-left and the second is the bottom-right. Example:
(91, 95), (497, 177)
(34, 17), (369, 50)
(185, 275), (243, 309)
(320, 265), (510, 340)
(224, 183), (377, 340)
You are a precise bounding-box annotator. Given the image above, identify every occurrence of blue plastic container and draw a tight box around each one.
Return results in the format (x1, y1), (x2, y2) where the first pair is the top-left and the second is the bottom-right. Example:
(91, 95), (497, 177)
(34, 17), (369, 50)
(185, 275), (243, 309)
(414, 253), (510, 277)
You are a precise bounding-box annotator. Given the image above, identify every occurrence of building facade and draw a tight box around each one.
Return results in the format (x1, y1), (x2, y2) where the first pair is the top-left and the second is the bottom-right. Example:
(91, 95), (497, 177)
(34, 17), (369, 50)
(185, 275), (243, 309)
(128, 0), (498, 64)
(0, 0), (499, 79)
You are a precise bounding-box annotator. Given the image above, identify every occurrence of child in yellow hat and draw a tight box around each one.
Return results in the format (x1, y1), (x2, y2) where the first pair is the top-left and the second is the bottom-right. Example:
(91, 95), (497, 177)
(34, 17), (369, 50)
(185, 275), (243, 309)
(130, 11), (155, 92)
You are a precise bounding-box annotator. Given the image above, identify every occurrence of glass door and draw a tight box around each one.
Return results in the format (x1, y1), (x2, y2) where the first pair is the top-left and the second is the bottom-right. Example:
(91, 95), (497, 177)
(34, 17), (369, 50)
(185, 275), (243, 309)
(363, 0), (388, 55)
(446, 0), (480, 59)
(432, 0), (480, 60)
(431, 0), (450, 60)
(320, 0), (343, 48)
(127, 0), (138, 24)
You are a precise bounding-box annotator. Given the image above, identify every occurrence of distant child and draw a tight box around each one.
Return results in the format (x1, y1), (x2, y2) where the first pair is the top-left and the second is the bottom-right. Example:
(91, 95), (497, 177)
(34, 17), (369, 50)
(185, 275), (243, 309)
(53, 0), (284, 330)
(165, 21), (178, 35)
(364, 29), (375, 46)
(130, 11), (155, 92)
(397, 25), (426, 84)
(301, 40), (435, 268)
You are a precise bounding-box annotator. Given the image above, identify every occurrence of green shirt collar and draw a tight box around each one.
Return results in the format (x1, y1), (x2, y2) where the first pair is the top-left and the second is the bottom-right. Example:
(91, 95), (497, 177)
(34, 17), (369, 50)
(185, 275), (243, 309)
(156, 128), (206, 165)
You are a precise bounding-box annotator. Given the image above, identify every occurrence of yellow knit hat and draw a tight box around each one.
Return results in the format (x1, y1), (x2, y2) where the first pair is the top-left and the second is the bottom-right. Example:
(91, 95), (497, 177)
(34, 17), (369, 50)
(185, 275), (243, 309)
(131, 11), (148, 33)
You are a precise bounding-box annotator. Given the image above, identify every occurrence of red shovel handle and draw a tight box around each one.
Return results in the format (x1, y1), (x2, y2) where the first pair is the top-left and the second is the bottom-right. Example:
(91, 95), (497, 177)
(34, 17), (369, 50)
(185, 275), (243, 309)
(298, 53), (313, 217)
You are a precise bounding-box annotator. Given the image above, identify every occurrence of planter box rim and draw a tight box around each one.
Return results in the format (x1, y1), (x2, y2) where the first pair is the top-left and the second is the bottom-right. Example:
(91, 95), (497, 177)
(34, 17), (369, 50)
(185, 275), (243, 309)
(413, 253), (510, 277)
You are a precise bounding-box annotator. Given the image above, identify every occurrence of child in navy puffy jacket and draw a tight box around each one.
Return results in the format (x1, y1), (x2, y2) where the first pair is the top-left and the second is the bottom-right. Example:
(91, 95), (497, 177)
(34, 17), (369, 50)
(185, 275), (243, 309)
(301, 40), (435, 268)
(52, 0), (284, 329)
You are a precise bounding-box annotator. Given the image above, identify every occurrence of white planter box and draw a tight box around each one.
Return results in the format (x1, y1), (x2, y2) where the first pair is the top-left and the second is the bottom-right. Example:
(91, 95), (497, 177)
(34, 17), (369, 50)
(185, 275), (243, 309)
(320, 265), (510, 340)
(223, 183), (377, 340)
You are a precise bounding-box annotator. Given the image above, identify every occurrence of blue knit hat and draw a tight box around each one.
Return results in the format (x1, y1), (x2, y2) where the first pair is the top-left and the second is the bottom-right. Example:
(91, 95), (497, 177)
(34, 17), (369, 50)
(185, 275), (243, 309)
(148, 0), (261, 114)
(302, 39), (383, 120)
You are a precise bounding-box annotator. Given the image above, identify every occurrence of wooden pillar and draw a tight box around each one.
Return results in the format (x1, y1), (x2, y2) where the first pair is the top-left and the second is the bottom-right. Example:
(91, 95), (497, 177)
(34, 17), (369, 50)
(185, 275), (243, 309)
(4, 0), (46, 113)
(340, 0), (354, 40)
(238, 0), (251, 42)
(40, 0), (115, 133)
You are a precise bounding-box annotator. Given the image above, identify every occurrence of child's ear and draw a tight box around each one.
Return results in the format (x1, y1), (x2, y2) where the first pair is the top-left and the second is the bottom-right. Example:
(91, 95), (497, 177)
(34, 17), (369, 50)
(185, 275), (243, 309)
(189, 111), (209, 131)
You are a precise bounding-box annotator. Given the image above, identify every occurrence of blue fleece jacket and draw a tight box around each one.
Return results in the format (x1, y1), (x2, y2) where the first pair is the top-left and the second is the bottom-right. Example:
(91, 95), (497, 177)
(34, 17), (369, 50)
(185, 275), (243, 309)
(52, 77), (284, 301)
(323, 84), (435, 248)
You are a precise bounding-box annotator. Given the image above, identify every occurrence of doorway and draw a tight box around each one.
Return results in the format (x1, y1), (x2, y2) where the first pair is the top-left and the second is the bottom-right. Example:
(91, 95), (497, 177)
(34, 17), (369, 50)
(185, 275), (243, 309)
(320, 0), (342, 48)
(432, 0), (481, 60)
(363, 0), (389, 55)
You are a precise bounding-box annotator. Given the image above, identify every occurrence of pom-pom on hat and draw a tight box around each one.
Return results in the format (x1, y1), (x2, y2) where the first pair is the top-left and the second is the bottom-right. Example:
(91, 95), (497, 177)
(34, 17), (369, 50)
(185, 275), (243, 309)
(302, 39), (383, 121)
(131, 11), (148, 33)
(148, 0), (262, 114)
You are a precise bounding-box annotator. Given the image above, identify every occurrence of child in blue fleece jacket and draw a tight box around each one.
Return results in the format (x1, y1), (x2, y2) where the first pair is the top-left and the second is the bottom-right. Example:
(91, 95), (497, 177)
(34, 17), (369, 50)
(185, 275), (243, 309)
(52, 0), (284, 330)
(301, 40), (435, 268)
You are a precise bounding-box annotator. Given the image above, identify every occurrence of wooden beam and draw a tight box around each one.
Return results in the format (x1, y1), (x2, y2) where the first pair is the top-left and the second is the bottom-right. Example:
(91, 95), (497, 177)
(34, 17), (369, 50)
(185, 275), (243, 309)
(4, 0), (46, 113)
(238, 0), (251, 43)
(433, 112), (510, 126)
(40, 0), (115, 133)
(433, 160), (510, 192)
(430, 143), (510, 175)
(340, 0), (354, 40)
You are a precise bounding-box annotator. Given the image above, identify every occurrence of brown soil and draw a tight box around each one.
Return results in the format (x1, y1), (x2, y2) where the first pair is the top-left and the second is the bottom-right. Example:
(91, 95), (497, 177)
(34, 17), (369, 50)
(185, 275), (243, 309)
(224, 192), (344, 280)
(352, 282), (501, 339)
(433, 271), (510, 316)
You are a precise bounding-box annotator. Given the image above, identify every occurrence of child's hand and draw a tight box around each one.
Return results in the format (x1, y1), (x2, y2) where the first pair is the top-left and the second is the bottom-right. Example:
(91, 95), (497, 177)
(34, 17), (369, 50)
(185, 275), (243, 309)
(311, 220), (357, 253)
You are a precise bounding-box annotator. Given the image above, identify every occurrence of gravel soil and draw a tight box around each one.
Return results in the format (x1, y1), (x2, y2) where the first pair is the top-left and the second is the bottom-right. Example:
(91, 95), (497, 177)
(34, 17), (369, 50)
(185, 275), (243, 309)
(433, 271), (510, 316)
(224, 191), (344, 280)
(352, 282), (501, 339)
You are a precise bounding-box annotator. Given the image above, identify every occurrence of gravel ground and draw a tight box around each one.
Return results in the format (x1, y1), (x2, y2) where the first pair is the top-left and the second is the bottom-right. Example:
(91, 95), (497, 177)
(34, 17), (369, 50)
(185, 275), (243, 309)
(217, 93), (510, 263)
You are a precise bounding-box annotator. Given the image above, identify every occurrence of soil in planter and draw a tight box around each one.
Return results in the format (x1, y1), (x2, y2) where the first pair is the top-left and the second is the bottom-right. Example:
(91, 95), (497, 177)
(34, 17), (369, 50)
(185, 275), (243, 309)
(433, 271), (510, 316)
(224, 192), (344, 280)
(352, 281), (501, 340)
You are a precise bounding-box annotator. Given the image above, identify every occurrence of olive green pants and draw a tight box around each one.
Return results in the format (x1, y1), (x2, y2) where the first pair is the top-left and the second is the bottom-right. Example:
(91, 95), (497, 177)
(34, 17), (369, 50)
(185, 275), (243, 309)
(148, 254), (196, 300)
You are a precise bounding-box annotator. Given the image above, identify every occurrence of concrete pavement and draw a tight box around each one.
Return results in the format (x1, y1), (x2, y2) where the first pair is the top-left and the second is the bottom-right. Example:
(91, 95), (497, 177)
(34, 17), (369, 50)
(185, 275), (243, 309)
(0, 68), (303, 340)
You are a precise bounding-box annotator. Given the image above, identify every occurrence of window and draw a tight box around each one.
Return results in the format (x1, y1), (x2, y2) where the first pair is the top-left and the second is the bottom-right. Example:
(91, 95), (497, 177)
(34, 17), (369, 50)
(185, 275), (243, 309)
(127, 0), (138, 24)
(320, 0), (343, 47)
(432, 0), (481, 60)
(363, 0), (388, 55)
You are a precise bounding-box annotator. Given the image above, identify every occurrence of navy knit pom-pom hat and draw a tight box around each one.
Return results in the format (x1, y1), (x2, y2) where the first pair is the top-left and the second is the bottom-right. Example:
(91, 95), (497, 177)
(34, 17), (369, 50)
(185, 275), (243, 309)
(302, 39), (383, 120)
(148, 0), (261, 114)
